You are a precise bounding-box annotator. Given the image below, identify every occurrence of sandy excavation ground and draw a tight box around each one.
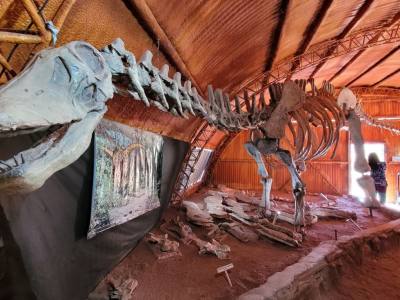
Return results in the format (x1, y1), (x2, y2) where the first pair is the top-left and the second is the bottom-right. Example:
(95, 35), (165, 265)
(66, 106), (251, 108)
(89, 188), (397, 300)
(323, 244), (400, 300)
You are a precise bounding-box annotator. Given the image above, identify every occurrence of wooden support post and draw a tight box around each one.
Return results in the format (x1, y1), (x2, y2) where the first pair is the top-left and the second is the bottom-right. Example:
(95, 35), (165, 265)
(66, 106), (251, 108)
(0, 31), (42, 44)
(0, 52), (15, 76)
(20, 0), (52, 42)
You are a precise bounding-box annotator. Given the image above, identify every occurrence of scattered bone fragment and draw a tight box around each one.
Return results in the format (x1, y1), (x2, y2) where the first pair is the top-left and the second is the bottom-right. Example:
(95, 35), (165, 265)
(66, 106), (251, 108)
(217, 184), (237, 194)
(161, 218), (194, 245)
(264, 207), (317, 226)
(145, 232), (181, 260)
(223, 198), (253, 213)
(182, 201), (214, 227)
(197, 239), (231, 259)
(311, 207), (357, 220)
(105, 275), (138, 300)
(203, 196), (229, 218)
(234, 191), (259, 205)
(230, 213), (253, 226)
(219, 222), (258, 243)
(146, 233), (179, 252)
(228, 209), (253, 223)
(206, 189), (229, 198)
(257, 219), (302, 242)
(204, 195), (223, 204)
(162, 219), (230, 259)
(223, 209), (301, 247)
(257, 225), (300, 247)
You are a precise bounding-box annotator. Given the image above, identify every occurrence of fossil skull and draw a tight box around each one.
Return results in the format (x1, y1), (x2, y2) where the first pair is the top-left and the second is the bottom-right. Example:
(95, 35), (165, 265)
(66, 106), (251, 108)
(0, 41), (113, 193)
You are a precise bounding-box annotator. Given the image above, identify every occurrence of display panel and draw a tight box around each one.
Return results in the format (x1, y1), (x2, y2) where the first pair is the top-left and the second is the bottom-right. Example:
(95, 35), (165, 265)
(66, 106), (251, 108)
(88, 119), (163, 238)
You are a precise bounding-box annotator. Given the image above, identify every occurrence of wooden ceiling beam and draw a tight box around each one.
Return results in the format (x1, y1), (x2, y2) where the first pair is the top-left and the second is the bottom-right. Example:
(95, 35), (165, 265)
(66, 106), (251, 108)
(329, 12), (400, 82)
(264, 0), (290, 73)
(309, 0), (374, 79)
(289, 0), (333, 74)
(346, 45), (400, 86)
(371, 68), (400, 87)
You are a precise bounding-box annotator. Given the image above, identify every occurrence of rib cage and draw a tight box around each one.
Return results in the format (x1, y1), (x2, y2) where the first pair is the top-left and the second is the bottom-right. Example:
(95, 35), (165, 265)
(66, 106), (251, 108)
(103, 39), (345, 162)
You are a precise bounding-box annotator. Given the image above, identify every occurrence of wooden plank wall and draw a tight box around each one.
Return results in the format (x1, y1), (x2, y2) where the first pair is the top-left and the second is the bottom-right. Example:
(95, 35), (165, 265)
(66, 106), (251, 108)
(211, 122), (400, 203)
(211, 128), (349, 196)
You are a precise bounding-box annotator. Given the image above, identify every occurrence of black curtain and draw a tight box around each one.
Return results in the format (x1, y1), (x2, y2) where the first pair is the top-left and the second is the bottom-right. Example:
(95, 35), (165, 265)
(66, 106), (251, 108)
(0, 132), (188, 300)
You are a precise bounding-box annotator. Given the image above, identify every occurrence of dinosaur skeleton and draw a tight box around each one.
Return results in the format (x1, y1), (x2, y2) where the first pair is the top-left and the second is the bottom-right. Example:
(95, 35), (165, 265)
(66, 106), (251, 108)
(0, 38), (344, 228)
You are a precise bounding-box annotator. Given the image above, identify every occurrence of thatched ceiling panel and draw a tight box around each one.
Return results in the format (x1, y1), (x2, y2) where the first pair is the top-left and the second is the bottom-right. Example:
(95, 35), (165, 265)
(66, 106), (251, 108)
(291, 66), (315, 80)
(350, 0), (400, 33)
(274, 0), (320, 63)
(307, 0), (362, 47)
(352, 51), (400, 86)
(379, 72), (400, 87)
(59, 0), (163, 58)
(0, 0), (66, 74)
(145, 0), (280, 92)
(313, 52), (359, 86)
(332, 43), (397, 86)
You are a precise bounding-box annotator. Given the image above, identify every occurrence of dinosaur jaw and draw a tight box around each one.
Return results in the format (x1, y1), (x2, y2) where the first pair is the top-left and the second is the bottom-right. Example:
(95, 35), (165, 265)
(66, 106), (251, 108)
(0, 40), (114, 195)
(0, 109), (106, 194)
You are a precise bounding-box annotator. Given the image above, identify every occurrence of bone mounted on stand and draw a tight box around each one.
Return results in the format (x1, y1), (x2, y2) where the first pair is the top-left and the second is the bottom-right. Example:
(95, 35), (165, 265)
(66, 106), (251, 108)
(338, 88), (380, 208)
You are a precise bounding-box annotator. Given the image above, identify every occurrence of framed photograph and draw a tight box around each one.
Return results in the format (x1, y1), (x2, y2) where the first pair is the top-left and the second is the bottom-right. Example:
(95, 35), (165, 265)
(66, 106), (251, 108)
(88, 119), (163, 238)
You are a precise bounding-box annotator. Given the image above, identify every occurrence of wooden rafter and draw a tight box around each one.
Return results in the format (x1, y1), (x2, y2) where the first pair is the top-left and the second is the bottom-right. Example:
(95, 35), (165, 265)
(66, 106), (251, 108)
(329, 12), (400, 82)
(0, 31), (42, 44)
(233, 22), (400, 99)
(309, 0), (374, 79)
(20, 0), (51, 43)
(289, 0), (333, 74)
(0, 51), (16, 79)
(0, 0), (51, 44)
(0, 0), (60, 80)
(346, 45), (400, 86)
(371, 68), (400, 87)
(264, 0), (290, 73)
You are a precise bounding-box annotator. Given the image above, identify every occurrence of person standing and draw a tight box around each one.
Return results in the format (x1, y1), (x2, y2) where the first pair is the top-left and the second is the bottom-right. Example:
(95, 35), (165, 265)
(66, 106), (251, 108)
(368, 152), (388, 204)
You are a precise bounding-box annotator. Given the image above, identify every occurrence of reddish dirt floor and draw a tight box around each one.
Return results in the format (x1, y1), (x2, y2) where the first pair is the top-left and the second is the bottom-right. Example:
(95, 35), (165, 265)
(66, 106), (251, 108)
(324, 246), (400, 300)
(89, 189), (397, 300)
